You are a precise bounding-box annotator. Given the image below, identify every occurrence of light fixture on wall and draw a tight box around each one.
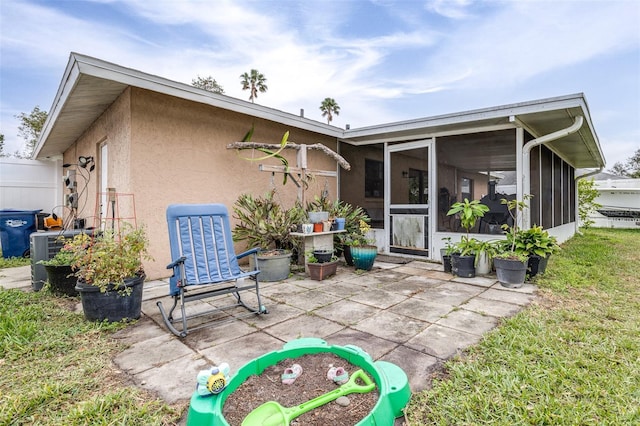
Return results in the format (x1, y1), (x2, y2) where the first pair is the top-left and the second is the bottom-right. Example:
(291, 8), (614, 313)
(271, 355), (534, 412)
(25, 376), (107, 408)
(63, 156), (95, 171)
(78, 156), (95, 171)
(402, 170), (409, 178)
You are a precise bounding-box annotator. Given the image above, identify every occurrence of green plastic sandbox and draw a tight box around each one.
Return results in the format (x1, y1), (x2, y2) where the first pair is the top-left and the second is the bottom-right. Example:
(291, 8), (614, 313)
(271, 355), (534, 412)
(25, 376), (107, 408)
(186, 337), (411, 425)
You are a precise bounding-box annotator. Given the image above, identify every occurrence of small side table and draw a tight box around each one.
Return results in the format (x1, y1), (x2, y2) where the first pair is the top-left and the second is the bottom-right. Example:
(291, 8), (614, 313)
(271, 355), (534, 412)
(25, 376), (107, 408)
(290, 230), (346, 272)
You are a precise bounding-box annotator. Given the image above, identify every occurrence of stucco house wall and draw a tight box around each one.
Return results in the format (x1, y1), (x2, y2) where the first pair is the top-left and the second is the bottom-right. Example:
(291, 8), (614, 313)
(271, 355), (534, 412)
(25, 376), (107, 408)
(65, 87), (339, 280)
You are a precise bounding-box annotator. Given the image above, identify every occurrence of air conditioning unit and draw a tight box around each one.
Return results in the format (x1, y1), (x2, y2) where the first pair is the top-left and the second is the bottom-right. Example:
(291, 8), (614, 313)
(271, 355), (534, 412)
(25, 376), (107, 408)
(30, 229), (93, 291)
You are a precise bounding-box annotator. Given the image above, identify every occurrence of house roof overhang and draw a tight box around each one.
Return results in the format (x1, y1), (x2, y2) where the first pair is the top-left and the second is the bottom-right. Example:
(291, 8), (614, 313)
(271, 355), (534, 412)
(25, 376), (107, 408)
(35, 53), (605, 170)
(33, 53), (343, 159)
(340, 93), (605, 169)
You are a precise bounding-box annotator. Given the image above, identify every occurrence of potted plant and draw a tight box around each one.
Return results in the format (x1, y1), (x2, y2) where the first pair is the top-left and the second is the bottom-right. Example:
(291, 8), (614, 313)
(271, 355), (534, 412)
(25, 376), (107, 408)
(233, 190), (305, 281)
(470, 239), (499, 275)
(306, 253), (339, 281)
(510, 225), (560, 278)
(446, 198), (489, 278)
(38, 237), (79, 297)
(70, 225), (151, 322)
(307, 196), (370, 264)
(493, 195), (532, 288)
(440, 237), (456, 273)
(349, 220), (378, 271)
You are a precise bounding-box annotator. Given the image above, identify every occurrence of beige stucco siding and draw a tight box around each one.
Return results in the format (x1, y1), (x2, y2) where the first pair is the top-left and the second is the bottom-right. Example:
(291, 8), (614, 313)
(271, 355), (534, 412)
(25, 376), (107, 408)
(64, 87), (132, 227)
(127, 88), (338, 279)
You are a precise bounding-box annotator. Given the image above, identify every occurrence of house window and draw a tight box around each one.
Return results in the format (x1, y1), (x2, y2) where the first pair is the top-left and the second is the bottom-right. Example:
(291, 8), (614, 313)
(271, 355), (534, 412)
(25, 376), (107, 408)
(365, 159), (383, 198)
(461, 177), (473, 201)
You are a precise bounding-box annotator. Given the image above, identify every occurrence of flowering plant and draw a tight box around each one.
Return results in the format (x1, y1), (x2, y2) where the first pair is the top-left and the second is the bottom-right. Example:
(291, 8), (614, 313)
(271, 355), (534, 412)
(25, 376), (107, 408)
(345, 219), (376, 246)
(67, 225), (151, 294)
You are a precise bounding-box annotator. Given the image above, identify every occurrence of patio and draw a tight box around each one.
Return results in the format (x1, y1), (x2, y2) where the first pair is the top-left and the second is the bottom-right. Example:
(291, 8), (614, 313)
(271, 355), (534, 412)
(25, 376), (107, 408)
(0, 257), (537, 419)
(110, 258), (537, 407)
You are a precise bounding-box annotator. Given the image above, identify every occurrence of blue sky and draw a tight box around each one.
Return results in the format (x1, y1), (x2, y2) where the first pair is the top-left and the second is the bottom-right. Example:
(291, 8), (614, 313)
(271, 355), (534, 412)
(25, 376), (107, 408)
(1, 0), (638, 168)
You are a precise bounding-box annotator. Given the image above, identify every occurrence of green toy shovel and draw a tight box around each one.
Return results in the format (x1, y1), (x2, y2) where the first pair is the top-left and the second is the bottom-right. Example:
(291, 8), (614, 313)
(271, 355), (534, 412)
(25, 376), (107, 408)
(241, 369), (375, 426)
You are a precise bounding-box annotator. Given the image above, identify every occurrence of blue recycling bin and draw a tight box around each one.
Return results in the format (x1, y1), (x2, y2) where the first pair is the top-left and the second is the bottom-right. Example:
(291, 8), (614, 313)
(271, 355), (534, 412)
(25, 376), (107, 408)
(0, 209), (42, 258)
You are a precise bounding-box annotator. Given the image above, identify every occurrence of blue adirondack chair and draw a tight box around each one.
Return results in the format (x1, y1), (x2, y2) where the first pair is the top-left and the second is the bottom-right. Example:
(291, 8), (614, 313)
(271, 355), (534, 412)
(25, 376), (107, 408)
(158, 204), (268, 337)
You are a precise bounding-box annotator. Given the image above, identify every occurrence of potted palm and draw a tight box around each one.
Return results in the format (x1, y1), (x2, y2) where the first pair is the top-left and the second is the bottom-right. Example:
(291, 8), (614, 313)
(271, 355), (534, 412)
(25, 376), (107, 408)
(493, 196), (531, 288)
(233, 190), (305, 281)
(446, 198), (490, 278)
(38, 237), (79, 297)
(70, 225), (151, 322)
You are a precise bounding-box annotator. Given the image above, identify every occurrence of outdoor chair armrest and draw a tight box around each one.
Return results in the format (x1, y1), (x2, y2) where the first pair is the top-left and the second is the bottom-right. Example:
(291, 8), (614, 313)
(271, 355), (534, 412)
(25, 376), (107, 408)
(167, 256), (186, 270)
(236, 247), (259, 260)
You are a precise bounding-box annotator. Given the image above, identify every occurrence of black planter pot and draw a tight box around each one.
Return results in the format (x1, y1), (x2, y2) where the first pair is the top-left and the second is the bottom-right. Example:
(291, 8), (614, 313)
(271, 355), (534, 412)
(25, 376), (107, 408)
(538, 255), (550, 274)
(451, 254), (475, 278)
(527, 255), (541, 278)
(75, 274), (145, 322)
(343, 245), (354, 266)
(313, 250), (333, 263)
(494, 257), (527, 288)
(44, 265), (78, 296)
(442, 255), (452, 273)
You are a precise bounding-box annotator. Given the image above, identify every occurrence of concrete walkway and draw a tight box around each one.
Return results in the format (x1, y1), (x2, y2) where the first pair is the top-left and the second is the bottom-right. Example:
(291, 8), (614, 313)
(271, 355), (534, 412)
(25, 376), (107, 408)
(1, 259), (537, 421)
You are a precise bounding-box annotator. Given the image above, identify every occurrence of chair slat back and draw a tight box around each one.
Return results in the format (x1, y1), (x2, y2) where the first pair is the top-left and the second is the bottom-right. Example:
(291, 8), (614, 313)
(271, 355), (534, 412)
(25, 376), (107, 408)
(167, 204), (242, 292)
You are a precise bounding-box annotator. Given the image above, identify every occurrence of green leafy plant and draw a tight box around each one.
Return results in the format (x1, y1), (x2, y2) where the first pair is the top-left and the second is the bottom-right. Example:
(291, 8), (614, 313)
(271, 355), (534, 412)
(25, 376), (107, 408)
(469, 239), (500, 266)
(446, 198), (490, 256)
(345, 219), (376, 247)
(441, 237), (457, 256)
(68, 225), (151, 294)
(578, 178), (601, 229)
(232, 189), (306, 252)
(509, 225), (560, 258)
(495, 195), (532, 261)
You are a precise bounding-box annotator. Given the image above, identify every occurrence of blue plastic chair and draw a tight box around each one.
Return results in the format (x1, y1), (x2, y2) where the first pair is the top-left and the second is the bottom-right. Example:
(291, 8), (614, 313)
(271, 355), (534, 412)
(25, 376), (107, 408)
(158, 204), (267, 337)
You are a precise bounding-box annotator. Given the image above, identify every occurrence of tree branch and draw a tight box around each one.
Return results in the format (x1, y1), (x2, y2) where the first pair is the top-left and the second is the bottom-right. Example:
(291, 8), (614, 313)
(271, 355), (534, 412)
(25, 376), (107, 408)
(227, 141), (351, 170)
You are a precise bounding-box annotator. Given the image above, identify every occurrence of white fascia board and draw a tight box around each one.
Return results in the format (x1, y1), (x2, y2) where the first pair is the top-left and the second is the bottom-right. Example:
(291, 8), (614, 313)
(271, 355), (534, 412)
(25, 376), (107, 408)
(345, 93), (588, 139)
(33, 59), (82, 158)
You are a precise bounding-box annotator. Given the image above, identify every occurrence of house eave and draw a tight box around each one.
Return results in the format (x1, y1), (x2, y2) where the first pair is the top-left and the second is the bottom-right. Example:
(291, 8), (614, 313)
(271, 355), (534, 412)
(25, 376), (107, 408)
(34, 52), (343, 159)
(341, 93), (605, 169)
(34, 54), (605, 171)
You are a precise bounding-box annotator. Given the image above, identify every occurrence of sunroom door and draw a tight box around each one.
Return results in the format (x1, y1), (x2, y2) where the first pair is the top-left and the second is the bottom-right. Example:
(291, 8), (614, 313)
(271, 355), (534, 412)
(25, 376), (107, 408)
(385, 140), (432, 257)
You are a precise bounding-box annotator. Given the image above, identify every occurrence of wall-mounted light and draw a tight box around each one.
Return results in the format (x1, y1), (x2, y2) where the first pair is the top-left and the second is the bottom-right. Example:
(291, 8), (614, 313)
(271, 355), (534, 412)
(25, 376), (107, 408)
(63, 156), (95, 171)
(78, 156), (95, 171)
(402, 170), (409, 178)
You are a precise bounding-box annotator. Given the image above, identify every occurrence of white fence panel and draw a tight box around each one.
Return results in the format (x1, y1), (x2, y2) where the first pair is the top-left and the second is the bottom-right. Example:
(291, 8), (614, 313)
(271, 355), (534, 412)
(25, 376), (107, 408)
(0, 158), (63, 213)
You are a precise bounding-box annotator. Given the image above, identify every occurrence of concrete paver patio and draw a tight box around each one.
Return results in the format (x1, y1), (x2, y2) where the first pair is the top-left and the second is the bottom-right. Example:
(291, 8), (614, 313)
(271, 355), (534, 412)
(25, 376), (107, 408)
(1, 258), (537, 422)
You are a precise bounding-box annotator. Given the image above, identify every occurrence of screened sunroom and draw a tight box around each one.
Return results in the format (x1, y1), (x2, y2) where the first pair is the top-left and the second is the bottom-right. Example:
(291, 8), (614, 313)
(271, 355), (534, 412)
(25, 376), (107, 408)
(338, 93), (604, 262)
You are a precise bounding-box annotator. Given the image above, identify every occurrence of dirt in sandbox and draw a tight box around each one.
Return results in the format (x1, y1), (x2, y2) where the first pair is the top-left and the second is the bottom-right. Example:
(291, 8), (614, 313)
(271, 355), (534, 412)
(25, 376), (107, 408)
(223, 353), (379, 426)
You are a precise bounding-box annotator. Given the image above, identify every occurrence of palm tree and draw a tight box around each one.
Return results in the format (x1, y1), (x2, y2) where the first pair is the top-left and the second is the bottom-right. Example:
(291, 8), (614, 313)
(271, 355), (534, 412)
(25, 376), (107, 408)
(319, 98), (340, 124)
(240, 69), (268, 103)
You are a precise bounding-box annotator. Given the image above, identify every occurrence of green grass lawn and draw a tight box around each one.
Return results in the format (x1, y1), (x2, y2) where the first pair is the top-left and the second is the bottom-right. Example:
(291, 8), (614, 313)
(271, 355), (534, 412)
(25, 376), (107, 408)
(0, 288), (181, 425)
(406, 228), (640, 425)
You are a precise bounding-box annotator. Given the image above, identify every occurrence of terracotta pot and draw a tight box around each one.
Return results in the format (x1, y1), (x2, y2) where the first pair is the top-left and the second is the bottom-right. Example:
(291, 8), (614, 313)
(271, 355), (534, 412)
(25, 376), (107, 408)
(307, 260), (338, 281)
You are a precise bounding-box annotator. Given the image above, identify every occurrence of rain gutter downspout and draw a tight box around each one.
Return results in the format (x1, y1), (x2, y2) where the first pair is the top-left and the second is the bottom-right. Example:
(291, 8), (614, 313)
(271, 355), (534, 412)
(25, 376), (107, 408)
(522, 115), (584, 230)
(574, 166), (603, 234)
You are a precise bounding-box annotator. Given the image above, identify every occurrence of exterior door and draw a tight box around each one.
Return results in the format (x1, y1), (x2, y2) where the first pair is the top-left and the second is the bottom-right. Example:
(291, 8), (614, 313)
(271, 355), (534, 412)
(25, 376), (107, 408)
(385, 140), (433, 257)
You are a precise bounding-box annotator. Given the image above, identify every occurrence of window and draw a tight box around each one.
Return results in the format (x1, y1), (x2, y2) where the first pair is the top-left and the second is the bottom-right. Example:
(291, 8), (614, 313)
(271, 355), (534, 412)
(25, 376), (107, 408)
(461, 177), (473, 201)
(365, 159), (383, 198)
